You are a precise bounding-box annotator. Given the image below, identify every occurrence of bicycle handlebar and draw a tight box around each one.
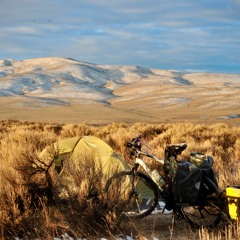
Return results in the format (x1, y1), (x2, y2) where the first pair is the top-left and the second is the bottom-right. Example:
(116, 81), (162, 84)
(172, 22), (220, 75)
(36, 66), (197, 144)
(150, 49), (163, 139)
(127, 135), (142, 150)
(127, 136), (164, 164)
(127, 136), (187, 165)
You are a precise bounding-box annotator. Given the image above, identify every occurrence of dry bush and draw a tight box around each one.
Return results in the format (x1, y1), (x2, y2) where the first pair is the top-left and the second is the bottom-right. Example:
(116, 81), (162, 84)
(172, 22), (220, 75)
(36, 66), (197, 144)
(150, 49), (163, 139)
(199, 222), (240, 240)
(0, 124), (124, 239)
(60, 123), (95, 138)
(0, 127), (57, 238)
(55, 154), (125, 238)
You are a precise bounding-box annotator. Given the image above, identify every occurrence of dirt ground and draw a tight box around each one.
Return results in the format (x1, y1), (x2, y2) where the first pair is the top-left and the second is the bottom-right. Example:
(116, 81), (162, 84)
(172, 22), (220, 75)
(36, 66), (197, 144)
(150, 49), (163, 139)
(121, 213), (201, 240)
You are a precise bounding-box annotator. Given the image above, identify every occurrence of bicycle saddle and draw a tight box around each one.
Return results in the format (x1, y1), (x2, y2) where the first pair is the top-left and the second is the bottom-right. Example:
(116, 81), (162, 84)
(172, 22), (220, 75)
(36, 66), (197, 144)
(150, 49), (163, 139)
(166, 143), (187, 153)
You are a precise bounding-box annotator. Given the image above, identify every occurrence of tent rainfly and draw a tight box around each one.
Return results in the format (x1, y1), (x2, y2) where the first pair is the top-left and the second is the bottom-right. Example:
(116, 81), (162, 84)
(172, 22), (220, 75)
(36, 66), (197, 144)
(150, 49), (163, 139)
(40, 135), (130, 178)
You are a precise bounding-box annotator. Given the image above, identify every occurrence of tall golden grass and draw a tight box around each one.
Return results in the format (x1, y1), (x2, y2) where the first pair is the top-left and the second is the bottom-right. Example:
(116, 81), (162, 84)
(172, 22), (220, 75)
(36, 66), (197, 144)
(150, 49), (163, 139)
(0, 120), (240, 239)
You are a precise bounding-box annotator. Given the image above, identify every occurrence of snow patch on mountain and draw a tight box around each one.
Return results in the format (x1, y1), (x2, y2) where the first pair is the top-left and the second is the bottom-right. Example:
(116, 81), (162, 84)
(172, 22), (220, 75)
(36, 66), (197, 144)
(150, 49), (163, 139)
(0, 57), (239, 109)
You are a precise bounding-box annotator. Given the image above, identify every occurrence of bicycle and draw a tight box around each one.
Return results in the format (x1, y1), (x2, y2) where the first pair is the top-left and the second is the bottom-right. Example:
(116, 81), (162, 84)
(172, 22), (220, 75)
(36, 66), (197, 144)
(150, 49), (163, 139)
(105, 136), (230, 228)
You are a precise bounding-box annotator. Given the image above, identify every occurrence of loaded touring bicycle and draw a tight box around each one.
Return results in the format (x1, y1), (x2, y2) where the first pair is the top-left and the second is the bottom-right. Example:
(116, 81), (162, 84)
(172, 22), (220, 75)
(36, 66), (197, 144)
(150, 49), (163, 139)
(105, 136), (240, 228)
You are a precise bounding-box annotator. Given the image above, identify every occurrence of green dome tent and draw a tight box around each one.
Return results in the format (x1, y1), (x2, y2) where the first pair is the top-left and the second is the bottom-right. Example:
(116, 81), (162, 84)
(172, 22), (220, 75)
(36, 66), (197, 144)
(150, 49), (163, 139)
(40, 135), (130, 178)
(40, 135), (153, 200)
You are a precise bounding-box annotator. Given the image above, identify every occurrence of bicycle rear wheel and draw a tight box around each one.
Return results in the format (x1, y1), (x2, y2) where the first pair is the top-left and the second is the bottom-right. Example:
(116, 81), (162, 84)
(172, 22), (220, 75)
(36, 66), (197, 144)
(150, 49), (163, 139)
(179, 194), (228, 229)
(176, 177), (227, 228)
(105, 170), (159, 219)
(179, 203), (222, 228)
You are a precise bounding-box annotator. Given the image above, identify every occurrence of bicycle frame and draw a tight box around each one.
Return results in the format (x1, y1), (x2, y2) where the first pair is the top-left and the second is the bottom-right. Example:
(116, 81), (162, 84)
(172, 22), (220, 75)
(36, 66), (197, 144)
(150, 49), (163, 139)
(133, 150), (165, 190)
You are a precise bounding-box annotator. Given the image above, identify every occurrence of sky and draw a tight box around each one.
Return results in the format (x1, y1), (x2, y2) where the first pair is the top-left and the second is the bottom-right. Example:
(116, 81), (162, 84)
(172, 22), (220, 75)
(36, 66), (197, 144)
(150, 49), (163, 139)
(1, 0), (240, 73)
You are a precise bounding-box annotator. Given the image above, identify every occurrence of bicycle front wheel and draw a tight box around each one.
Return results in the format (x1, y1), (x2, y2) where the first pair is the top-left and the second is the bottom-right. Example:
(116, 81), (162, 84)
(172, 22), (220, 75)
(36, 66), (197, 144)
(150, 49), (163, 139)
(105, 170), (159, 219)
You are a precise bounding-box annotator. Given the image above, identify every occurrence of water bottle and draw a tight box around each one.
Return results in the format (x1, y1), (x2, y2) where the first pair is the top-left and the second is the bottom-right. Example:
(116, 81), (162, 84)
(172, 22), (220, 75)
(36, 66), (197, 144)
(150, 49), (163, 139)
(151, 169), (165, 189)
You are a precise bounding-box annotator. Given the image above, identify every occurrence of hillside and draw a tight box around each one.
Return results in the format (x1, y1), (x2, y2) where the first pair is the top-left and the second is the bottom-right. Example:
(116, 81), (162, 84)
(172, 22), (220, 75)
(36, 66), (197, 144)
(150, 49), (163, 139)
(0, 57), (239, 124)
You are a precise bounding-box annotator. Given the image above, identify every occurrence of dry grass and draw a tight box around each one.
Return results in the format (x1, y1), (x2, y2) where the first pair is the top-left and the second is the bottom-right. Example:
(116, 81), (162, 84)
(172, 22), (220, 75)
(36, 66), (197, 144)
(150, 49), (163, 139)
(0, 120), (240, 239)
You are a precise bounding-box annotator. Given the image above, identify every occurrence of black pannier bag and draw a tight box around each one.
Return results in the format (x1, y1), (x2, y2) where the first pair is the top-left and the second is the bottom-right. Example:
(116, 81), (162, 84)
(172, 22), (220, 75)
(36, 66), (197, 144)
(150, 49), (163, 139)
(173, 155), (218, 205)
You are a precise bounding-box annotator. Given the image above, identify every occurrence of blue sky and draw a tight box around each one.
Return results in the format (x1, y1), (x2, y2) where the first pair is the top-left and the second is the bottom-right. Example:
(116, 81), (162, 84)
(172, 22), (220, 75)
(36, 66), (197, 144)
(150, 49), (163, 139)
(1, 0), (240, 73)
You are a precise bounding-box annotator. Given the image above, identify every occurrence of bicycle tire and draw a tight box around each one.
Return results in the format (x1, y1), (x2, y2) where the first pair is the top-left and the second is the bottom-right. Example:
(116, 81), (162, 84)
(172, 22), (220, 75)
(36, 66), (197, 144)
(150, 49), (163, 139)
(179, 203), (222, 228)
(105, 170), (159, 219)
(179, 184), (227, 229)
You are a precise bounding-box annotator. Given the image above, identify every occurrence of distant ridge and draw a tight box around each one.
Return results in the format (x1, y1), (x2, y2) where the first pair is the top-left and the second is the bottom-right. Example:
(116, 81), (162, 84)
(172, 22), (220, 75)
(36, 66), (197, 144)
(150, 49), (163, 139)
(0, 57), (239, 124)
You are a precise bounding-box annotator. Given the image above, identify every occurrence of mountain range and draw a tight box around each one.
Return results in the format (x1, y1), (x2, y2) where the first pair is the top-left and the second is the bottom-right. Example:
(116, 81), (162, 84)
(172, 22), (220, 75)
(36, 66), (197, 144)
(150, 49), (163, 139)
(0, 57), (239, 124)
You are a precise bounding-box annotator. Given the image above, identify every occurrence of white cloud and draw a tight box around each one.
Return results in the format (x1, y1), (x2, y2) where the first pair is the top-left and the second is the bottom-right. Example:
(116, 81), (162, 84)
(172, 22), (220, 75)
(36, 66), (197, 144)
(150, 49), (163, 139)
(3, 26), (38, 35)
